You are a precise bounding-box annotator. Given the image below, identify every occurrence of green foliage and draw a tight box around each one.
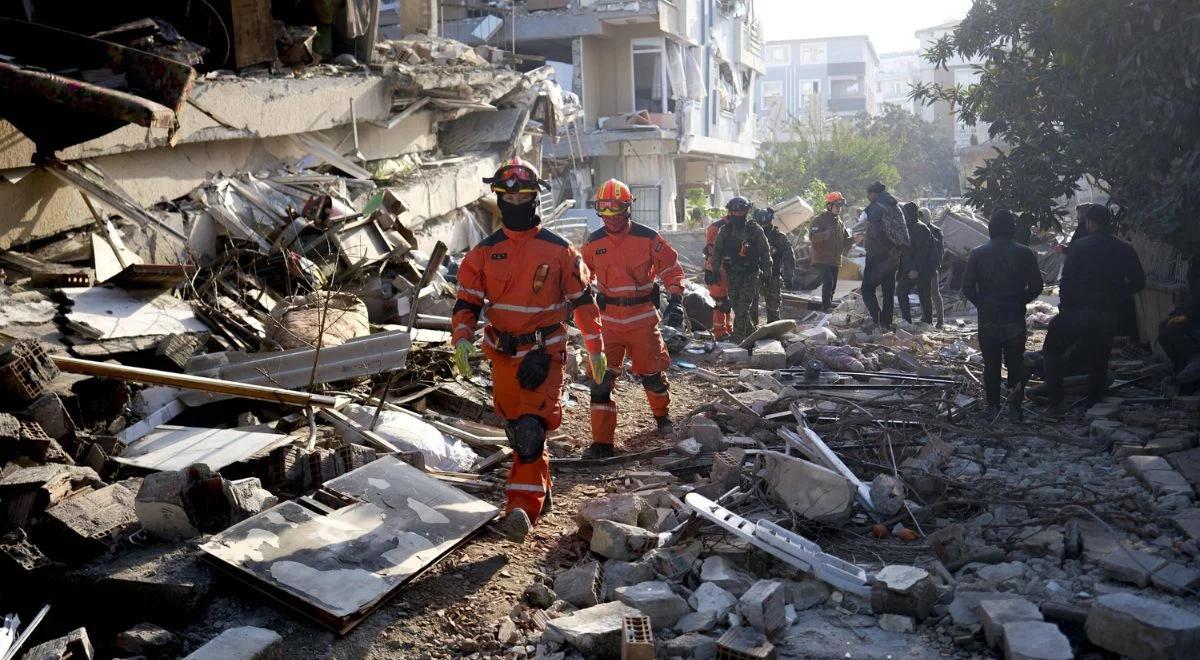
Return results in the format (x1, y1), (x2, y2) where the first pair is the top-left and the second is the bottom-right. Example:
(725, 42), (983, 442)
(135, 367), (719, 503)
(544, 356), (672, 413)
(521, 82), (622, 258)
(911, 0), (1200, 242)
(684, 188), (725, 229)
(744, 109), (957, 209)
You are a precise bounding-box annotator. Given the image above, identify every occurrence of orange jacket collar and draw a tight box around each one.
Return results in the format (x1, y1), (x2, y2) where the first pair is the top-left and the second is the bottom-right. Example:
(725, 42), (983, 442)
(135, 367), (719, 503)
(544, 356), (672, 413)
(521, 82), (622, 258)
(501, 222), (542, 241)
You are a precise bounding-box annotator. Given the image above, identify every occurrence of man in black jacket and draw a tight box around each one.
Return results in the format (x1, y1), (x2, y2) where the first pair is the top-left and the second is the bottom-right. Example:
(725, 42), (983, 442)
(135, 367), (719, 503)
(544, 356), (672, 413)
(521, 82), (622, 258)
(962, 209), (1044, 418)
(859, 181), (905, 330)
(1043, 205), (1145, 410)
(897, 202), (935, 325)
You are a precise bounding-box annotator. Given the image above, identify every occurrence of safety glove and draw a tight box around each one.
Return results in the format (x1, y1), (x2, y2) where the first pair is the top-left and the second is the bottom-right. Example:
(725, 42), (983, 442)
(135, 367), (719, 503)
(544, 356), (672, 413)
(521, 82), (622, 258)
(590, 352), (608, 384)
(663, 294), (685, 329)
(454, 339), (476, 378)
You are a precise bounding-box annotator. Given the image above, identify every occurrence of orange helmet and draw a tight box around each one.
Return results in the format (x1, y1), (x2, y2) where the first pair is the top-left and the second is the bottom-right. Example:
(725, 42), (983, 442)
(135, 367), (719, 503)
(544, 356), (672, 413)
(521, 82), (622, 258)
(825, 191), (846, 204)
(595, 178), (634, 216)
(483, 157), (549, 194)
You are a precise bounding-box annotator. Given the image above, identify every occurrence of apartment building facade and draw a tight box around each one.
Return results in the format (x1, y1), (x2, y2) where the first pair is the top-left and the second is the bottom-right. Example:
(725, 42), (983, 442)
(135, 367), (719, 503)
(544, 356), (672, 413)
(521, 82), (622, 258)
(756, 34), (879, 139)
(441, 0), (765, 230)
(876, 50), (921, 114)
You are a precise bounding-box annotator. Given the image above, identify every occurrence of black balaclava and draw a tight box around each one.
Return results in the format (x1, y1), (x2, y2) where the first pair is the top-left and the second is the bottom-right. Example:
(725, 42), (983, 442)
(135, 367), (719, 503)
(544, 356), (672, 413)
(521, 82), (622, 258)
(729, 212), (747, 228)
(498, 196), (539, 231)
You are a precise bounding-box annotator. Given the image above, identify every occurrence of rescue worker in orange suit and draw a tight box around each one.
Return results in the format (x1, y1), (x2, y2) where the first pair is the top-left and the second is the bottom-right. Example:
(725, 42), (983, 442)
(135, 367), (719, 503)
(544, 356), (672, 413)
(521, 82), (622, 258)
(704, 198), (750, 339)
(581, 179), (686, 459)
(452, 158), (607, 539)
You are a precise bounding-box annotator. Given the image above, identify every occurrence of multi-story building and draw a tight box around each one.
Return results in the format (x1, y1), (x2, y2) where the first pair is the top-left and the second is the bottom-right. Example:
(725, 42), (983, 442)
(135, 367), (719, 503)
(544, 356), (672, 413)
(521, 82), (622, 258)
(914, 20), (989, 149)
(441, 0), (765, 230)
(876, 50), (921, 114)
(756, 34), (880, 138)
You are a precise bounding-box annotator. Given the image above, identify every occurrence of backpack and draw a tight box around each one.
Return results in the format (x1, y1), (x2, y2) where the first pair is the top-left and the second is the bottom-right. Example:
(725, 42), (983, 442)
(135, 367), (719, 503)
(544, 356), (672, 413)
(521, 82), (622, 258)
(880, 202), (910, 248)
(926, 223), (945, 267)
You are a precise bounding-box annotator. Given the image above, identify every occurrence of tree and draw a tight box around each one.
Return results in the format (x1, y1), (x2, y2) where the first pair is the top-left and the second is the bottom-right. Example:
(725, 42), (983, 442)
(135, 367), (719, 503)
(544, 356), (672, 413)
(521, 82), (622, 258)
(911, 0), (1200, 242)
(857, 105), (961, 200)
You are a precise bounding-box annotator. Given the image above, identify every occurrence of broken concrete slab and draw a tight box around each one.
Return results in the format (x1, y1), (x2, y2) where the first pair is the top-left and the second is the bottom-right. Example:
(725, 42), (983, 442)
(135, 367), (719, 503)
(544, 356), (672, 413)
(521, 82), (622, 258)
(1099, 547), (1166, 588)
(738, 579), (787, 638)
(1149, 561), (1200, 595)
(689, 581), (738, 618)
(135, 469), (200, 540)
(67, 542), (213, 625)
(978, 598), (1043, 649)
(116, 622), (181, 657)
(554, 561), (601, 608)
(870, 565), (938, 621)
(0, 464), (102, 530)
(1172, 509), (1200, 542)
(590, 519), (658, 561)
(749, 339), (786, 370)
(762, 451), (855, 523)
(675, 610), (717, 633)
(576, 493), (648, 539)
(781, 578), (830, 611)
(698, 555), (756, 597)
(948, 591), (1024, 626)
(614, 580), (689, 629)
(21, 627), (94, 660)
(1015, 527), (1066, 561)
(183, 626), (282, 660)
(1123, 455), (1195, 499)
(543, 601), (645, 658)
(663, 632), (716, 660)
(40, 481), (140, 562)
(601, 559), (655, 600)
(1167, 447), (1200, 488)
(1085, 592), (1200, 660)
(1001, 620), (1072, 660)
(680, 415), (724, 452)
(114, 425), (291, 473)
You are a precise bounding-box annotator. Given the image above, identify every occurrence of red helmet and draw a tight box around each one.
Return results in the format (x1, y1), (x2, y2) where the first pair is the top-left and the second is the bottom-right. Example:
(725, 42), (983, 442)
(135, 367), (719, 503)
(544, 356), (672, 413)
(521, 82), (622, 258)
(595, 178), (634, 216)
(483, 157), (549, 194)
(825, 191), (846, 204)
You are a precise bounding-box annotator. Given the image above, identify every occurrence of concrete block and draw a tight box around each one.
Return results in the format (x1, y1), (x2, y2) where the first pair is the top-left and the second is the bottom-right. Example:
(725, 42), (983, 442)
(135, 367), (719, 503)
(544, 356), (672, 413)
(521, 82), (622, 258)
(688, 581), (738, 618)
(1015, 527), (1065, 561)
(732, 389), (778, 414)
(682, 415), (724, 452)
(750, 340), (786, 370)
(577, 493), (648, 539)
(675, 610), (717, 633)
(24, 392), (75, 441)
(699, 555), (755, 596)
(978, 598), (1043, 649)
(22, 627), (94, 660)
(1144, 433), (1198, 456)
(1150, 561), (1200, 594)
(762, 451), (855, 523)
(1001, 621), (1072, 660)
(1123, 455), (1195, 498)
(1090, 419), (1123, 440)
(643, 543), (699, 580)
(870, 565), (937, 621)
(785, 341), (808, 365)
(590, 519), (658, 561)
(543, 601), (644, 657)
(135, 470), (200, 541)
(715, 626), (776, 660)
(868, 474), (905, 517)
(601, 559), (656, 600)
(780, 578), (830, 610)
(116, 622), (181, 657)
(1085, 592), (1200, 660)
(614, 580), (689, 629)
(1100, 547), (1167, 587)
(948, 591), (1023, 626)
(663, 632), (716, 659)
(555, 561), (601, 608)
(224, 477), (278, 522)
(41, 482), (139, 562)
(738, 580), (787, 637)
(719, 347), (750, 364)
(1172, 509), (1200, 542)
(877, 613), (915, 633)
(183, 626), (282, 660)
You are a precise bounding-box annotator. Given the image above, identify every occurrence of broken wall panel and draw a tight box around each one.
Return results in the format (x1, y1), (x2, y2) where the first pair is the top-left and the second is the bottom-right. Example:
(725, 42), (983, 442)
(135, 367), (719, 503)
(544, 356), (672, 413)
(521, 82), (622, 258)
(113, 425), (292, 473)
(199, 455), (498, 632)
(61, 286), (209, 340)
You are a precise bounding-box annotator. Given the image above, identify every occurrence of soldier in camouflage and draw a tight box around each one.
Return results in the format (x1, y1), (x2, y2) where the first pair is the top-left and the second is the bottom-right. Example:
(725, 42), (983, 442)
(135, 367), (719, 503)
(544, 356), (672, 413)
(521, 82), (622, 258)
(754, 207), (795, 323)
(714, 197), (773, 342)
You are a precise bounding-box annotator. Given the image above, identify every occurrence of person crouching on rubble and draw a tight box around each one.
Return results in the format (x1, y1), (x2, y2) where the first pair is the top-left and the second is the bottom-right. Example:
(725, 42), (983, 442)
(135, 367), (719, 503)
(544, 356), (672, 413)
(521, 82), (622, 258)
(713, 196), (772, 343)
(581, 179), (687, 459)
(961, 209), (1044, 419)
(452, 158), (607, 540)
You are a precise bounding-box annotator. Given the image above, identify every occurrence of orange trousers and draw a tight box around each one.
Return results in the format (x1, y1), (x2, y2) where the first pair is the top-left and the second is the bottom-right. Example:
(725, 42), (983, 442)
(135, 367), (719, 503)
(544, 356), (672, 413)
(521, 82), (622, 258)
(708, 275), (732, 339)
(485, 342), (564, 522)
(590, 323), (671, 445)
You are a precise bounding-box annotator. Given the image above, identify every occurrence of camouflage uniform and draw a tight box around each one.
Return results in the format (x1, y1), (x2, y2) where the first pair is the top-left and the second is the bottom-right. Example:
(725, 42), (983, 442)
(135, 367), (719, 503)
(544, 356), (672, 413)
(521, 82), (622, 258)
(759, 222), (795, 323)
(714, 218), (772, 342)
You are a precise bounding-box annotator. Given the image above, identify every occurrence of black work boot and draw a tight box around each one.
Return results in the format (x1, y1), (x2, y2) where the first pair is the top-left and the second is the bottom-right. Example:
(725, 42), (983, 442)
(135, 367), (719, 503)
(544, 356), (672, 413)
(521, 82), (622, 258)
(655, 415), (674, 435)
(581, 443), (614, 460)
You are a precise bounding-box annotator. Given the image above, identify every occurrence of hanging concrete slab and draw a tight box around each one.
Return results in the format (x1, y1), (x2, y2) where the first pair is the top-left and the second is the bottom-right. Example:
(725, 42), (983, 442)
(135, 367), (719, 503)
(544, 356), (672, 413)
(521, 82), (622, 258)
(199, 455), (498, 632)
(113, 425), (292, 473)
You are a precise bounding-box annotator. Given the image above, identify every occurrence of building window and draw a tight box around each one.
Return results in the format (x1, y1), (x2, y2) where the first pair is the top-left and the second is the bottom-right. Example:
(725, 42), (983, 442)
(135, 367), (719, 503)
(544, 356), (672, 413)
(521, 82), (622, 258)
(632, 38), (669, 114)
(796, 78), (819, 108)
(761, 80), (783, 98)
(831, 78), (862, 97)
(765, 45), (790, 66)
(798, 44), (826, 64)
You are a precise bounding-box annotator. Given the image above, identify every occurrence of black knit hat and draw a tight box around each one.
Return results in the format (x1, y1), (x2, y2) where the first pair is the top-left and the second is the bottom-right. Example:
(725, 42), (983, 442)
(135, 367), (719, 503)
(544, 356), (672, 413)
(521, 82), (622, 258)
(867, 181), (886, 194)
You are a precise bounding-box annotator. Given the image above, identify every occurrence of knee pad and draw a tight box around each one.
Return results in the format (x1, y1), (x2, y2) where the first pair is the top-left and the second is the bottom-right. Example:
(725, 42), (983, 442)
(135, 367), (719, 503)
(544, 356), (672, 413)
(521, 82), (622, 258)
(590, 370), (616, 404)
(640, 371), (669, 394)
(506, 415), (546, 463)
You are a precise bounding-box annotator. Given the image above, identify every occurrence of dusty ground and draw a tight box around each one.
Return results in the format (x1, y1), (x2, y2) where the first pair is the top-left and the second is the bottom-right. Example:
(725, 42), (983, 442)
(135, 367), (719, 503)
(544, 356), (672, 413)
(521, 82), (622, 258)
(179, 370), (726, 659)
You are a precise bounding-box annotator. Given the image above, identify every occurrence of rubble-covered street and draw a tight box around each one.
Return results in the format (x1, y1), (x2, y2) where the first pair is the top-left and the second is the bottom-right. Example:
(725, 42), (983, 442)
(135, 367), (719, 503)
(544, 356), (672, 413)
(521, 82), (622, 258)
(2, 1), (1200, 660)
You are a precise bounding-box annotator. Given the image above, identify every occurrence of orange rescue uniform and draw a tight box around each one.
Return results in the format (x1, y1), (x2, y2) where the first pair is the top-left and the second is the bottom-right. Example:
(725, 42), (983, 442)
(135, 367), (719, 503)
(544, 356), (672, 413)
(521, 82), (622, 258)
(583, 222), (685, 445)
(453, 225), (603, 520)
(705, 217), (732, 338)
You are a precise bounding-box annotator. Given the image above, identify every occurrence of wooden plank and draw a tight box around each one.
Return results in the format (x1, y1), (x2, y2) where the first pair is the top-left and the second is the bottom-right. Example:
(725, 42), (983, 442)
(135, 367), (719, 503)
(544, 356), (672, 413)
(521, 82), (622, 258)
(229, 0), (276, 69)
(52, 355), (337, 408)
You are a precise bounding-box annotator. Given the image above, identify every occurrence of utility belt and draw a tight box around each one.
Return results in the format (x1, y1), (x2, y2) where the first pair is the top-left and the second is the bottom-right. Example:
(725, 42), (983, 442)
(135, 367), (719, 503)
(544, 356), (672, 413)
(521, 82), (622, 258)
(493, 323), (564, 356)
(597, 284), (660, 310)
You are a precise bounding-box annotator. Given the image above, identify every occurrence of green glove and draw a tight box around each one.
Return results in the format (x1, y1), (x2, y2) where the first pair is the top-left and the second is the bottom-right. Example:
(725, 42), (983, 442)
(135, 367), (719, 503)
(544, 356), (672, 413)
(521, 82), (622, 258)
(590, 352), (608, 384)
(454, 339), (476, 378)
